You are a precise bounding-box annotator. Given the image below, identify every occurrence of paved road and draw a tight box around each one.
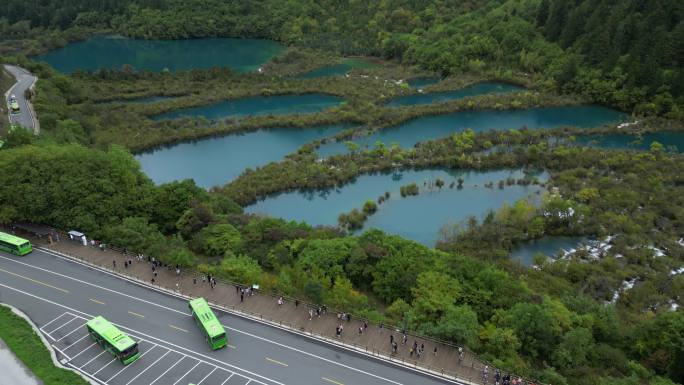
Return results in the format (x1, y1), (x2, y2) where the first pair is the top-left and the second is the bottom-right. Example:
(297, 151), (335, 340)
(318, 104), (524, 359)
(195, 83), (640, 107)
(4, 65), (38, 133)
(0, 249), (465, 385)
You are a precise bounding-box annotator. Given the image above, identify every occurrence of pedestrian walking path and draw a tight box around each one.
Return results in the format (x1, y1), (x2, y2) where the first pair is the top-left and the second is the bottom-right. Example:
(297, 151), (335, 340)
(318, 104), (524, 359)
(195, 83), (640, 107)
(13, 228), (538, 385)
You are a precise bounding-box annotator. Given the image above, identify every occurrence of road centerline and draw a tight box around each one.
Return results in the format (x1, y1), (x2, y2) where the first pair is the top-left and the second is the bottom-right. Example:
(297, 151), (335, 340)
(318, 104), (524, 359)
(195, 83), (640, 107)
(128, 310), (145, 318)
(265, 357), (288, 367)
(0, 252), (435, 385)
(0, 282), (282, 385)
(0, 266), (69, 293)
(169, 324), (188, 333)
(322, 377), (345, 385)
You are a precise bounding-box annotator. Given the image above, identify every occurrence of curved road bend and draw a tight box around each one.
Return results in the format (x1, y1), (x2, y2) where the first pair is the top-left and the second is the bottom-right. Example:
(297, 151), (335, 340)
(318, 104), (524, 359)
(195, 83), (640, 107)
(0, 249), (465, 385)
(4, 65), (38, 133)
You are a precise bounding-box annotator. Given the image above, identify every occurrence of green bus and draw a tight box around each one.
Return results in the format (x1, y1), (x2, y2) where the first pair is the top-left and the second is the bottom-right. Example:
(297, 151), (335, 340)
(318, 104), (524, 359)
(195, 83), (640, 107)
(188, 297), (227, 350)
(0, 231), (32, 256)
(86, 316), (140, 365)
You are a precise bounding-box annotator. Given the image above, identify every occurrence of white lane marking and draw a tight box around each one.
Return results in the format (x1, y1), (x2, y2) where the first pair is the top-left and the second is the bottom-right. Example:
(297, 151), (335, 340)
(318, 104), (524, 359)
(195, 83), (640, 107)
(11, 252), (459, 385)
(171, 361), (200, 385)
(56, 322), (86, 342)
(79, 350), (107, 369)
(125, 350), (171, 385)
(106, 344), (157, 383)
(197, 367), (217, 385)
(40, 312), (70, 330)
(1, 254), (404, 384)
(220, 373), (234, 385)
(48, 316), (79, 334)
(51, 344), (73, 361)
(92, 357), (117, 376)
(0, 282), (277, 385)
(70, 342), (97, 360)
(63, 333), (90, 351)
(222, 326), (402, 385)
(149, 356), (185, 385)
(66, 361), (107, 385)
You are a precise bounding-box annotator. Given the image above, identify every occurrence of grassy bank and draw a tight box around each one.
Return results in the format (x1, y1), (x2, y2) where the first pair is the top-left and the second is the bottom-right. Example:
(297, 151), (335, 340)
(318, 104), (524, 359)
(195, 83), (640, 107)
(0, 305), (89, 385)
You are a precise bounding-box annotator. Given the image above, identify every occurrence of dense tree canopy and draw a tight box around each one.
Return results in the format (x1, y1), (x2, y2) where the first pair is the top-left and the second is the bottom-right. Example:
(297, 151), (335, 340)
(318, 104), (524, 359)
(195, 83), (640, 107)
(1, 0), (682, 114)
(1, 1), (684, 385)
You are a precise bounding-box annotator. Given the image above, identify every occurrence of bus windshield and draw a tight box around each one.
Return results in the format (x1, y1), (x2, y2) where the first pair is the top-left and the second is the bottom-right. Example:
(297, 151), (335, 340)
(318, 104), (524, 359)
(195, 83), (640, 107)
(121, 344), (139, 359)
(212, 333), (226, 344)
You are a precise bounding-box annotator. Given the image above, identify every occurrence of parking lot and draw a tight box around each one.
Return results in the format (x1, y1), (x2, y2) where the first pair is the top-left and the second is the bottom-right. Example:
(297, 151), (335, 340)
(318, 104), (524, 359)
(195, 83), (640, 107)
(40, 312), (265, 385)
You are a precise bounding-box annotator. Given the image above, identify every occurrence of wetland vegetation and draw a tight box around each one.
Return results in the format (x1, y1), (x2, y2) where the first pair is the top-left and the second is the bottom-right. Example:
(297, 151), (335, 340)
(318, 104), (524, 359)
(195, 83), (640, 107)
(1, 1), (684, 384)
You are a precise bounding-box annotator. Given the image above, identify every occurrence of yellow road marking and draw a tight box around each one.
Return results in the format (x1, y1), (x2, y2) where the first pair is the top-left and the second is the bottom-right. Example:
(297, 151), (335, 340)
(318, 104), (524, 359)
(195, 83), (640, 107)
(169, 325), (188, 333)
(265, 357), (288, 367)
(0, 267), (69, 293)
(89, 298), (105, 305)
(227, 344), (237, 349)
(322, 377), (344, 385)
(128, 310), (145, 318)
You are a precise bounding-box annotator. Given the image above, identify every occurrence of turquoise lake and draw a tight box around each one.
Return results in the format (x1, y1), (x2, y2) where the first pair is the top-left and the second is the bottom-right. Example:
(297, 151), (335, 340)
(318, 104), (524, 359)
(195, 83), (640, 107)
(385, 82), (524, 107)
(407, 77), (441, 89)
(575, 132), (684, 152)
(298, 58), (377, 78)
(510, 236), (586, 266)
(151, 94), (344, 121)
(35, 36), (285, 73)
(245, 169), (546, 246)
(136, 124), (350, 188)
(318, 106), (628, 156)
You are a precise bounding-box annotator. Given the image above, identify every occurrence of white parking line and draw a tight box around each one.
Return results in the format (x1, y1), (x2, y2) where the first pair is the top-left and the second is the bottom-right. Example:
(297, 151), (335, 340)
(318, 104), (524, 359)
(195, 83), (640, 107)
(50, 316), (79, 334)
(106, 344), (157, 383)
(40, 312), (70, 331)
(51, 344), (73, 361)
(79, 350), (107, 369)
(125, 350), (171, 385)
(56, 322), (85, 342)
(0, 282), (277, 385)
(92, 357), (118, 376)
(171, 362), (200, 385)
(220, 374), (234, 385)
(63, 333), (90, 350)
(52, 318), (254, 385)
(197, 367), (217, 385)
(1, 253), (414, 385)
(54, 313), (266, 385)
(70, 342), (97, 360)
(149, 356), (185, 385)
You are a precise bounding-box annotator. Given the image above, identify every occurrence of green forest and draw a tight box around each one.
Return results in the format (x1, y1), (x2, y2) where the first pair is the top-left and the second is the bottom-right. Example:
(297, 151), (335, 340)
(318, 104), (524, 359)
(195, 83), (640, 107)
(2, 0), (683, 116)
(1, 1), (683, 385)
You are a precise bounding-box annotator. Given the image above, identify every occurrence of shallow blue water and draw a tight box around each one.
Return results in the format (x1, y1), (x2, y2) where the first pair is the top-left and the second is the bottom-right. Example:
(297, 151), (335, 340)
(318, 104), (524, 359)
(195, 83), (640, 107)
(150, 94), (344, 121)
(318, 105), (628, 156)
(385, 82), (524, 107)
(510, 236), (586, 266)
(574, 132), (684, 152)
(245, 169), (546, 246)
(407, 77), (441, 89)
(136, 124), (351, 188)
(35, 35), (285, 73)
